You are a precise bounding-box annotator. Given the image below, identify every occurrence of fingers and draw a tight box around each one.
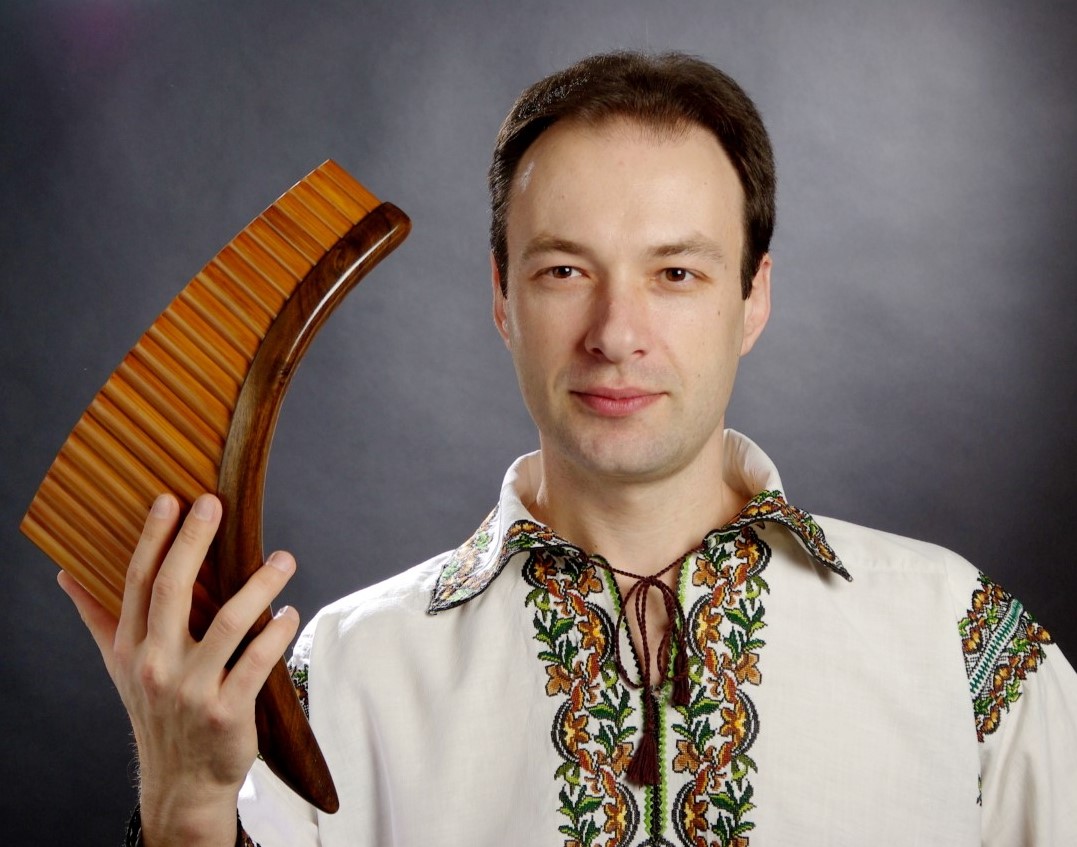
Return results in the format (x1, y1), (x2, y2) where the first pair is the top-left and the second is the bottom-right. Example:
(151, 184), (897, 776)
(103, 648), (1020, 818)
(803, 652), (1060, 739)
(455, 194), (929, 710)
(57, 570), (120, 675)
(224, 603), (301, 703)
(144, 494), (222, 645)
(60, 489), (304, 815)
(117, 493), (181, 647)
(83, 489), (299, 693)
(198, 551), (298, 674)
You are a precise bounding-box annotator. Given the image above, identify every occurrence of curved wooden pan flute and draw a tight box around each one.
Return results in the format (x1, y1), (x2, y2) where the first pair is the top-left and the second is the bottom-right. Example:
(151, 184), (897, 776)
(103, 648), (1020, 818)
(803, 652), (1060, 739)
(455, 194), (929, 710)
(21, 160), (411, 813)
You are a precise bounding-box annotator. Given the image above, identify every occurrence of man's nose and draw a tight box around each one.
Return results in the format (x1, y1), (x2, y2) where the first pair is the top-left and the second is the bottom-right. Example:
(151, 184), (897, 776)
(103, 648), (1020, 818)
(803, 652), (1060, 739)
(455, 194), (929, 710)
(582, 280), (649, 363)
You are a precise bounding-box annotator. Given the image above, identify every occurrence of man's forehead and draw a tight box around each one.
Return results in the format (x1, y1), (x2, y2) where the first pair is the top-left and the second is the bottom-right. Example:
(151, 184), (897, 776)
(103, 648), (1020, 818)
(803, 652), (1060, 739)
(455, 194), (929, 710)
(508, 116), (738, 197)
(504, 118), (744, 241)
(513, 115), (705, 173)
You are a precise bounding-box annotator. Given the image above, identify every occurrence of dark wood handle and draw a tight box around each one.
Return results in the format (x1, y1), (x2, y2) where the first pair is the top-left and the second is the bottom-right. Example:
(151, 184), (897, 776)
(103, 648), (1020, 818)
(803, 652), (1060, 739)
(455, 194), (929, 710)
(214, 202), (412, 813)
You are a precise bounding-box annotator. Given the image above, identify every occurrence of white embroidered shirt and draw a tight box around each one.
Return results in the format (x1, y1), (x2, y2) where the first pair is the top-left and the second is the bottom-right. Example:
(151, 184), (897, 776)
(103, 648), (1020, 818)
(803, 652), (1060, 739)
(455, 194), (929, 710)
(239, 430), (1077, 846)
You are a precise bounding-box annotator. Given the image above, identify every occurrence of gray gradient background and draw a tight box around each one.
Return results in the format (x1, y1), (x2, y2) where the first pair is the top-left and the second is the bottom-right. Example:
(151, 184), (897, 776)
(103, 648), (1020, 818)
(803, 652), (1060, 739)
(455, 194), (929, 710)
(3, 1), (1075, 842)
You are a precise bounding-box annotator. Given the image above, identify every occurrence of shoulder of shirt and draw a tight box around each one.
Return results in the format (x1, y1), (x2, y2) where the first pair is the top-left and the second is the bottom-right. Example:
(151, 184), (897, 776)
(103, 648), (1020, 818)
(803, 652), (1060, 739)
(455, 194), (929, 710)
(812, 513), (978, 581)
(292, 550), (452, 656)
(807, 514), (1010, 636)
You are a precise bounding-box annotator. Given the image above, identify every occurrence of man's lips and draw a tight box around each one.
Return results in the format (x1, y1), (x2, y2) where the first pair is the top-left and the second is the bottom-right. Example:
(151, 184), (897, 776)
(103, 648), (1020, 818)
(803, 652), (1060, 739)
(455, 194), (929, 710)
(571, 388), (663, 417)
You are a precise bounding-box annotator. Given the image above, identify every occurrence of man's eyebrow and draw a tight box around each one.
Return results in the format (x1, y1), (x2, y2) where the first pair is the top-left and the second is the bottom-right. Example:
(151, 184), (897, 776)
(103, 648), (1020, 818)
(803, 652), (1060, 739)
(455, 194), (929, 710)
(520, 235), (729, 266)
(648, 237), (727, 265)
(520, 235), (591, 264)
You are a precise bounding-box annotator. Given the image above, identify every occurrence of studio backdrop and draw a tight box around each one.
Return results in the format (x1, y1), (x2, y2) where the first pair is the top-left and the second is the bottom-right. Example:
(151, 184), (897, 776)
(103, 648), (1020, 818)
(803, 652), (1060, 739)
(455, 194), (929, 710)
(2, 2), (1074, 842)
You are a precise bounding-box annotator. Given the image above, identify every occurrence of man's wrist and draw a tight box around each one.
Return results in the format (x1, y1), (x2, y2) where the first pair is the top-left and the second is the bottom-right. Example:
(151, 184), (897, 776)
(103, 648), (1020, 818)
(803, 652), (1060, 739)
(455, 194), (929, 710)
(129, 790), (248, 847)
(125, 805), (257, 847)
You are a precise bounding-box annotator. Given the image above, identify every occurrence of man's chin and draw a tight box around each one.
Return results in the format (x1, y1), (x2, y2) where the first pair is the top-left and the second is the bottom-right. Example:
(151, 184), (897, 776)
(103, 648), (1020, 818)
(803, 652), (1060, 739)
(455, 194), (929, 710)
(552, 436), (691, 485)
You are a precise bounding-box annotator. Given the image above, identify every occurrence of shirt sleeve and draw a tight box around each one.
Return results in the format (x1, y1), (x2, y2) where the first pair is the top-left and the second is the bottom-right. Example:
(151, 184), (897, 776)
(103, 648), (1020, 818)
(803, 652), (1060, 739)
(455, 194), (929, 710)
(236, 619), (322, 846)
(953, 568), (1077, 845)
(979, 641), (1077, 846)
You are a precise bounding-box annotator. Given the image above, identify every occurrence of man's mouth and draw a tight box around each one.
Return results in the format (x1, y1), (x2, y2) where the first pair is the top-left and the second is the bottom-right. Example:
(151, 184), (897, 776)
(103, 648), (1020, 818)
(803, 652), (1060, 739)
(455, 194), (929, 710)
(571, 388), (663, 417)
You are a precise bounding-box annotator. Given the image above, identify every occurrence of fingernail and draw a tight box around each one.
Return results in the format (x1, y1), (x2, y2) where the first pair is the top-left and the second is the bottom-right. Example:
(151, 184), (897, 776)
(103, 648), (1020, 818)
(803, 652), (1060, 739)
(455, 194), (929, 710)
(151, 494), (174, 517)
(273, 605), (296, 620)
(267, 551), (295, 573)
(192, 496), (216, 521)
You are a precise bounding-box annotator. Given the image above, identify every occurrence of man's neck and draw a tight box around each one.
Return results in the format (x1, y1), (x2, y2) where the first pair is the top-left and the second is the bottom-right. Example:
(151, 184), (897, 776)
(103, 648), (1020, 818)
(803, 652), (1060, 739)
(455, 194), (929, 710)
(527, 438), (749, 577)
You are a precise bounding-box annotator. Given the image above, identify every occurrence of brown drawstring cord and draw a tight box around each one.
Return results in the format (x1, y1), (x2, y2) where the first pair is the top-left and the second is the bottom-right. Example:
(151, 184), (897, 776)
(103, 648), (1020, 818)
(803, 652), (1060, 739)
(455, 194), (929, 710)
(590, 555), (692, 785)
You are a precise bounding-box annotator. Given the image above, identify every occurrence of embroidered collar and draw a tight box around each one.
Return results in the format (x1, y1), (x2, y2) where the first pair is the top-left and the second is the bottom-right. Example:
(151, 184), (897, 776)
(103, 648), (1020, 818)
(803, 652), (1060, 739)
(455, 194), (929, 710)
(428, 434), (850, 614)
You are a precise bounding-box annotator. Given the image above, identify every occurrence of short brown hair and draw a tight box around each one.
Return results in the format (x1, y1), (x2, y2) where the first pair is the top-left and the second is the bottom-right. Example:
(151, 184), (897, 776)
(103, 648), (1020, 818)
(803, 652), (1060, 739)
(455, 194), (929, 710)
(489, 51), (775, 298)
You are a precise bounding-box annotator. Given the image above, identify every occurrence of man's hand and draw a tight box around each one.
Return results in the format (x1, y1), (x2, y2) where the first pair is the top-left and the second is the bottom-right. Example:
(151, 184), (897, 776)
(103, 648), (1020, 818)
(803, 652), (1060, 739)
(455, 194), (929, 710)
(58, 493), (300, 847)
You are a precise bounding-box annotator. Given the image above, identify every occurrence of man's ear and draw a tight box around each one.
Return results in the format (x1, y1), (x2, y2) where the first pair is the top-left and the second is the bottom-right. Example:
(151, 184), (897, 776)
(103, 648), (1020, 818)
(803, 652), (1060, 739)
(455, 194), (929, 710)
(740, 253), (772, 356)
(491, 252), (511, 346)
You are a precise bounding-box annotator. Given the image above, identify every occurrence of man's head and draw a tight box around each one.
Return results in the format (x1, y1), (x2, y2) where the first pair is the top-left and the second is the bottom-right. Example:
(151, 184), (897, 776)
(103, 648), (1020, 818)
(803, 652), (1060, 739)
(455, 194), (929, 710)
(489, 52), (773, 490)
(489, 50), (775, 299)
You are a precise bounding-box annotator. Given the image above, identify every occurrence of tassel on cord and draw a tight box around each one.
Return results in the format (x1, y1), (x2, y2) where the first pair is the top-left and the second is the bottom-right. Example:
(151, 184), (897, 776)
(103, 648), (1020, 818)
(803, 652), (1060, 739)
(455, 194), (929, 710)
(671, 638), (691, 708)
(589, 552), (696, 787)
(626, 690), (661, 786)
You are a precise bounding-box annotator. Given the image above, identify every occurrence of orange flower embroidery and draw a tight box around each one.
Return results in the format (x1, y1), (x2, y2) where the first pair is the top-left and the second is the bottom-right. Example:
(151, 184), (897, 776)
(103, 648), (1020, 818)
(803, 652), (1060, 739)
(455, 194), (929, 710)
(720, 698), (749, 747)
(561, 711), (590, 753)
(734, 534), (763, 568)
(693, 556), (719, 588)
(531, 551), (559, 582)
(681, 794), (710, 835)
(579, 611), (607, 653)
(673, 739), (703, 773)
(575, 565), (603, 596)
(603, 798), (630, 838)
(693, 605), (723, 649)
(608, 742), (633, 776)
(733, 651), (762, 685)
(545, 664), (572, 696)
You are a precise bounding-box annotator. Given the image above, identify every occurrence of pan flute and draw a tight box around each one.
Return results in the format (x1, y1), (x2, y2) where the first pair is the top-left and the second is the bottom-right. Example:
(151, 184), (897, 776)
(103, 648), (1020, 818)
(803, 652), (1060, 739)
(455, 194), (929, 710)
(20, 160), (411, 813)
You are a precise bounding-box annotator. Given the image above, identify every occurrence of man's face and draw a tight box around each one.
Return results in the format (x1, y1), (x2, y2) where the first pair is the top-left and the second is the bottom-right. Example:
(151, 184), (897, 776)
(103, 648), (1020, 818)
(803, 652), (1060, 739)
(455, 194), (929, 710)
(493, 118), (770, 486)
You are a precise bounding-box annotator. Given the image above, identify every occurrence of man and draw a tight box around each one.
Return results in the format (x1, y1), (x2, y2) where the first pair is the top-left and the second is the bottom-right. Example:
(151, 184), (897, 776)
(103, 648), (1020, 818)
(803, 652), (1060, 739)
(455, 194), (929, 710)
(61, 51), (1077, 846)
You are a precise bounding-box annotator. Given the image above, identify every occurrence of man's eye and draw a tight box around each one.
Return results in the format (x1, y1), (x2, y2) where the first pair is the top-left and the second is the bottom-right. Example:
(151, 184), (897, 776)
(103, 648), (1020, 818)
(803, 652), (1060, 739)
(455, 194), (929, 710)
(547, 266), (577, 279)
(662, 268), (693, 283)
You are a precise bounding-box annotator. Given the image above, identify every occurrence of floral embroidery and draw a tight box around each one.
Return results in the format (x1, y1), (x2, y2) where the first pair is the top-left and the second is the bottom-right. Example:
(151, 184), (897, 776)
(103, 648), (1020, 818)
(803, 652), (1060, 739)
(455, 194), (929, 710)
(524, 543), (640, 847)
(728, 490), (849, 581)
(254, 663), (309, 767)
(289, 662), (310, 720)
(428, 507), (501, 611)
(429, 512), (576, 613)
(671, 526), (770, 847)
(430, 490), (846, 614)
(432, 486), (844, 845)
(525, 522), (778, 846)
(959, 573), (1052, 740)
